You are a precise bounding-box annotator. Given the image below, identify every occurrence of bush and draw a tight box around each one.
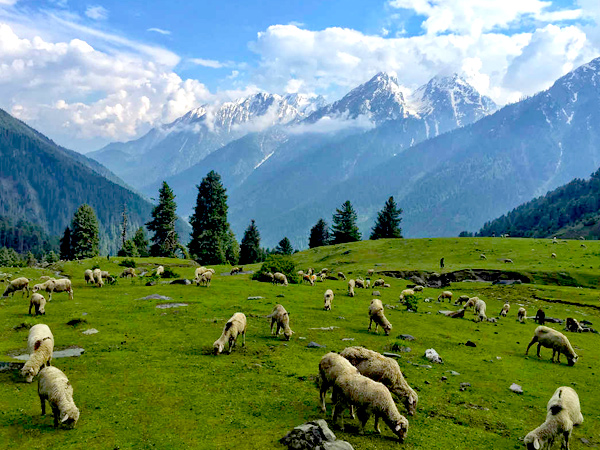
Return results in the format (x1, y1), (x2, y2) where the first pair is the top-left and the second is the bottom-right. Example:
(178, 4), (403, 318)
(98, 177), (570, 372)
(161, 267), (179, 279)
(252, 255), (298, 284)
(119, 258), (137, 268)
(405, 295), (419, 312)
(91, 264), (100, 270)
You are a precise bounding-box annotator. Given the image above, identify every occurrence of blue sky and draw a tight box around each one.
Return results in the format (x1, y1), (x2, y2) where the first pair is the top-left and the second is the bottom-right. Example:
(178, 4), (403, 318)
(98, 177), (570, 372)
(0, 0), (597, 151)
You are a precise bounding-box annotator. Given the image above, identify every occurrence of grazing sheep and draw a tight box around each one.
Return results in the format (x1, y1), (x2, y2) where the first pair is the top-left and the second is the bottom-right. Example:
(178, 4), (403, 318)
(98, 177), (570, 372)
(368, 299), (392, 335)
(437, 291), (452, 303)
(332, 372), (409, 442)
(38, 366), (80, 428)
(535, 309), (546, 325)
(355, 278), (366, 289)
(32, 279), (74, 301)
(197, 271), (212, 287)
(265, 272), (275, 283)
(365, 279), (371, 289)
(565, 318), (583, 333)
(373, 279), (385, 288)
(524, 386), (583, 450)
(39, 276), (54, 282)
(267, 304), (293, 340)
(480, 254), (487, 260)
(120, 268), (136, 278)
(319, 273), (326, 282)
(29, 293), (46, 315)
(526, 326), (579, 366)
(367, 269), (375, 277)
(297, 270), (304, 277)
(464, 296), (480, 309)
(2, 277), (30, 298)
(194, 267), (208, 279)
(337, 272), (346, 280)
(518, 307), (527, 323)
(318, 352), (359, 414)
(581, 243), (587, 249)
(324, 289), (334, 310)
(155, 266), (165, 277)
(21, 324), (54, 383)
(500, 303), (510, 317)
(307, 268), (314, 276)
(413, 285), (424, 292)
(92, 268), (103, 287)
(320, 268), (329, 275)
(310, 274), (317, 285)
(84, 270), (94, 284)
(504, 258), (514, 263)
(340, 347), (418, 416)
(455, 294), (471, 305)
(303, 274), (314, 286)
(213, 313), (246, 355)
(230, 266), (243, 275)
(100, 271), (110, 279)
(399, 289), (415, 302)
(551, 253), (557, 259)
(348, 280), (356, 297)
(273, 272), (288, 286)
(474, 299), (487, 322)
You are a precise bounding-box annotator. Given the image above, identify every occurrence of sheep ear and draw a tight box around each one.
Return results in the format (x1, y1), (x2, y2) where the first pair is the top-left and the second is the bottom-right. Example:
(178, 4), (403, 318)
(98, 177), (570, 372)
(34, 340), (42, 351)
(61, 414), (69, 423)
(533, 438), (540, 450)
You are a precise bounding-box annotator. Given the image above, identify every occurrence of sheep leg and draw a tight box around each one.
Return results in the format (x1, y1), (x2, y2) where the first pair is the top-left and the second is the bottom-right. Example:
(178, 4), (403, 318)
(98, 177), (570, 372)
(39, 395), (46, 415)
(373, 414), (382, 434)
(275, 324), (281, 336)
(368, 317), (373, 331)
(555, 349), (561, 364)
(270, 319), (276, 335)
(51, 405), (60, 428)
(537, 343), (542, 358)
(356, 408), (370, 434)
(319, 380), (329, 413)
(28, 302), (33, 315)
(332, 399), (345, 431)
(563, 429), (571, 450)
(525, 336), (538, 355)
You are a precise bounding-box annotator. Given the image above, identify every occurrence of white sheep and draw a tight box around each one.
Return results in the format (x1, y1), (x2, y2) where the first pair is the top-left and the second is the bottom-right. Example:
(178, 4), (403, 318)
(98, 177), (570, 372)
(526, 326), (579, 366)
(273, 272), (288, 286)
(480, 254), (487, 260)
(383, 283), (391, 288)
(355, 278), (366, 289)
(320, 268), (329, 275)
(155, 265), (165, 277)
(2, 277), (29, 298)
(318, 352), (359, 414)
(565, 318), (583, 333)
(455, 294), (471, 305)
(365, 279), (371, 289)
(413, 285), (424, 292)
(367, 269), (375, 277)
(332, 371), (409, 441)
(38, 366), (80, 428)
(307, 268), (314, 276)
(337, 272), (346, 280)
(92, 268), (103, 287)
(504, 258), (514, 263)
(464, 296), (480, 309)
(297, 270), (304, 277)
(194, 267), (208, 279)
(474, 299), (487, 322)
(437, 290), (452, 303)
(213, 313), (246, 355)
(324, 289), (334, 310)
(373, 279), (385, 288)
(310, 274), (317, 285)
(319, 273), (326, 282)
(368, 299), (392, 335)
(303, 273), (314, 286)
(21, 324), (54, 383)
(518, 307), (527, 323)
(551, 253), (557, 259)
(524, 386), (583, 450)
(197, 271), (212, 287)
(340, 346), (418, 416)
(399, 289), (415, 302)
(500, 303), (510, 317)
(39, 276), (54, 282)
(267, 304), (293, 340)
(120, 268), (136, 278)
(33, 279), (74, 301)
(29, 293), (46, 315)
(84, 270), (94, 284)
(348, 279), (355, 297)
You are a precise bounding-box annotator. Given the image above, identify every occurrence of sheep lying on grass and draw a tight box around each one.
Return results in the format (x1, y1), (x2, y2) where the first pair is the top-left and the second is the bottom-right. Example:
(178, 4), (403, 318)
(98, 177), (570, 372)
(526, 326), (578, 366)
(318, 352), (359, 414)
(323, 289), (334, 310)
(340, 347), (418, 415)
(524, 386), (583, 450)
(500, 303), (510, 317)
(437, 291), (452, 303)
(332, 372), (409, 442)
(348, 280), (355, 297)
(38, 366), (80, 428)
(2, 277), (29, 298)
(273, 272), (288, 286)
(267, 304), (293, 340)
(21, 324), (54, 383)
(213, 313), (246, 355)
(29, 293), (46, 315)
(518, 307), (527, 323)
(368, 299), (392, 335)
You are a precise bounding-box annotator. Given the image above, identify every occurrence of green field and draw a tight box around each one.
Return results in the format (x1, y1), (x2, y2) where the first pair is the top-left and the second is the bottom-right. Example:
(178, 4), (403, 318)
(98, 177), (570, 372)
(1, 238), (599, 449)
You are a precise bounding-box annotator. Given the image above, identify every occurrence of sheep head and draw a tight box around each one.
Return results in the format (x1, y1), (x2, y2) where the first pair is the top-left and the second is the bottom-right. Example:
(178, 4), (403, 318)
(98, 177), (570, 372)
(524, 436), (542, 450)
(383, 324), (393, 335)
(568, 354), (579, 366)
(213, 342), (224, 355)
(20, 366), (36, 383)
(393, 418), (409, 442)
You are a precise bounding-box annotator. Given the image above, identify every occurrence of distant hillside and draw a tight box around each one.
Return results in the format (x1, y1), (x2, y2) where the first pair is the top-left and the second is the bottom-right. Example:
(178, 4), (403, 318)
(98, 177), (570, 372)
(0, 108), (189, 254)
(0, 216), (59, 256)
(478, 168), (600, 239)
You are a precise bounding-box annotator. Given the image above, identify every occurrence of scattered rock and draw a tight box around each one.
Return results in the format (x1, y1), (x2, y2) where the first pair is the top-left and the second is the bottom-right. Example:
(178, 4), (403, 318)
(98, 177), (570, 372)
(13, 323), (32, 331)
(170, 279), (191, 285)
(460, 382), (471, 391)
(372, 291), (381, 297)
(496, 356), (501, 360)
(309, 326), (338, 331)
(398, 334), (415, 341)
(299, 337), (306, 340)
(280, 420), (354, 450)
(580, 438), (591, 446)
(307, 341), (325, 348)
(581, 320), (593, 326)
(441, 376), (447, 381)
(384, 304), (397, 310)
(138, 294), (172, 301)
(156, 303), (188, 309)
(0, 361), (24, 372)
(510, 383), (523, 394)
(425, 348), (443, 364)
(336, 316), (345, 320)
(420, 364), (433, 369)
(424, 380), (430, 385)
(448, 371), (460, 376)
(145, 281), (156, 286)
(465, 340), (477, 347)
(391, 344), (412, 353)
(341, 338), (354, 341)
(383, 352), (403, 359)
(247, 296), (264, 300)
(467, 404), (489, 411)
(323, 441), (354, 450)
(277, 294), (285, 298)
(82, 328), (98, 335)
(66, 318), (87, 326)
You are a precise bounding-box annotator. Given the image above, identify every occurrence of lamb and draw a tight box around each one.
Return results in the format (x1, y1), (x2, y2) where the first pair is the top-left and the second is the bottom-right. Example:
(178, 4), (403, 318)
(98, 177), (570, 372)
(526, 326), (579, 366)
(337, 272), (346, 280)
(84, 270), (94, 284)
(213, 313), (246, 355)
(2, 277), (29, 297)
(365, 279), (371, 289)
(437, 291), (452, 303)
(37, 366), (80, 428)
(355, 278), (366, 289)
(318, 352), (359, 414)
(29, 293), (47, 315)
(32, 279), (74, 301)
(309, 274), (317, 285)
(455, 294), (471, 305)
(348, 279), (355, 297)
(267, 304), (293, 340)
(340, 346), (418, 416)
(500, 303), (510, 317)
(92, 268), (103, 287)
(319, 273), (326, 282)
(518, 307), (527, 323)
(197, 271), (212, 287)
(373, 279), (385, 288)
(332, 371), (409, 441)
(273, 272), (288, 286)
(474, 299), (487, 322)
(155, 265), (165, 277)
(523, 386), (583, 450)
(324, 289), (334, 310)
(367, 269), (375, 277)
(368, 299), (392, 335)
(21, 324), (54, 383)
(399, 289), (415, 302)
(303, 274), (314, 286)
(120, 268), (136, 278)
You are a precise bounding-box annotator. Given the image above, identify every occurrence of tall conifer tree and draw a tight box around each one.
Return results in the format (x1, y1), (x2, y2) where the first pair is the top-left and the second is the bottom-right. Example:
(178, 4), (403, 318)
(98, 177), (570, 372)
(147, 182), (180, 257)
(71, 204), (100, 259)
(273, 237), (294, 255)
(331, 200), (361, 244)
(309, 219), (330, 248)
(370, 196), (403, 240)
(59, 226), (72, 260)
(239, 219), (262, 264)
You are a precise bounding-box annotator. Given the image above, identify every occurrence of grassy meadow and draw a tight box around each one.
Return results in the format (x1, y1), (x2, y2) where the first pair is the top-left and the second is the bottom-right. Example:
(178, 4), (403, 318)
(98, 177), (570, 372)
(1, 237), (600, 449)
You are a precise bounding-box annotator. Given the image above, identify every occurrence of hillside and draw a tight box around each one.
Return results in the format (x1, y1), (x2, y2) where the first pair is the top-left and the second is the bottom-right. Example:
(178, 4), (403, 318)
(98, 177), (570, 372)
(0, 109), (189, 254)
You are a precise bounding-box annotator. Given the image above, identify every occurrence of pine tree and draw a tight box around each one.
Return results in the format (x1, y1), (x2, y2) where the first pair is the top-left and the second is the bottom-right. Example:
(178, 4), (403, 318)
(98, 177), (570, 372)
(71, 204), (100, 259)
(132, 227), (149, 257)
(118, 240), (139, 257)
(370, 196), (403, 240)
(59, 226), (72, 260)
(239, 220), (262, 264)
(309, 219), (330, 248)
(273, 237), (294, 255)
(331, 200), (361, 244)
(188, 171), (237, 264)
(147, 182), (180, 258)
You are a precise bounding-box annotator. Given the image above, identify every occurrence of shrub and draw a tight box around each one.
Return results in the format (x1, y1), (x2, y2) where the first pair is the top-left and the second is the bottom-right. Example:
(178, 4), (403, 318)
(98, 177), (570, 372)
(252, 255), (298, 284)
(119, 258), (137, 268)
(161, 267), (179, 279)
(405, 295), (419, 312)
(91, 264), (100, 270)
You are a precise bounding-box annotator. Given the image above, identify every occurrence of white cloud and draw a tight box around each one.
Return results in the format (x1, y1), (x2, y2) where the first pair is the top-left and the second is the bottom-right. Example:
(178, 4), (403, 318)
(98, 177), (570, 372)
(288, 114), (375, 134)
(147, 27), (171, 35)
(189, 58), (229, 69)
(85, 5), (107, 21)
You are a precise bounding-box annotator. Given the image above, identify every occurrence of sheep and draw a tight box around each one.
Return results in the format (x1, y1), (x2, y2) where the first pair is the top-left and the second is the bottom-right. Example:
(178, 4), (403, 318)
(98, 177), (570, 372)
(84, 270), (94, 284)
(21, 324), (54, 383)
(332, 371), (409, 442)
(230, 266), (243, 275)
(337, 272), (346, 280)
(307, 268), (314, 276)
(504, 258), (514, 263)
(340, 347), (418, 416)
(368, 299), (392, 335)
(37, 366), (80, 428)
(267, 304), (293, 340)
(155, 265), (165, 277)
(100, 271), (110, 279)
(474, 299), (487, 322)
(320, 268), (329, 275)
(297, 270), (304, 277)
(355, 278), (366, 289)
(197, 271), (212, 287)
(523, 386), (583, 450)
(367, 269), (375, 277)
(365, 279), (371, 289)
(120, 268), (136, 278)
(318, 352), (359, 414)
(265, 272), (275, 283)
(213, 313), (247, 355)
(39, 276), (54, 282)
(303, 274), (314, 286)
(323, 289), (334, 310)
(399, 289), (415, 302)
(413, 285), (424, 292)
(526, 326), (578, 366)
(518, 307), (527, 323)
(464, 296), (480, 309)
(500, 303), (510, 317)
(92, 268), (103, 287)
(437, 290), (452, 303)
(535, 309), (546, 325)
(319, 273), (326, 282)
(29, 293), (46, 315)
(273, 272), (288, 286)
(309, 274), (317, 285)
(455, 294), (471, 305)
(383, 283), (391, 288)
(565, 318), (583, 333)
(373, 279), (385, 288)
(348, 279), (355, 297)
(2, 277), (29, 298)
(33, 279), (74, 301)
(551, 253), (557, 259)
(480, 254), (487, 260)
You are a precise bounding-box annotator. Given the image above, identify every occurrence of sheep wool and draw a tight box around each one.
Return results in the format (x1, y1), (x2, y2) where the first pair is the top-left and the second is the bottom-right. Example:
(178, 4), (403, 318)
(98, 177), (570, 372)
(38, 366), (80, 428)
(318, 352), (359, 414)
(373, 279), (385, 287)
(456, 294), (471, 305)
(29, 293), (47, 315)
(267, 304), (293, 340)
(348, 280), (355, 297)
(121, 268), (136, 278)
(2, 277), (29, 297)
(155, 266), (165, 276)
(526, 326), (579, 366)
(399, 289), (415, 302)
(323, 289), (334, 310)
(437, 291), (452, 302)
(84, 270), (94, 284)
(474, 299), (487, 322)
(213, 313), (247, 355)
(21, 324), (54, 383)
(518, 307), (527, 323)
(368, 299), (392, 335)
(92, 268), (103, 288)
(273, 272), (288, 286)
(337, 272), (346, 280)
(500, 303), (510, 317)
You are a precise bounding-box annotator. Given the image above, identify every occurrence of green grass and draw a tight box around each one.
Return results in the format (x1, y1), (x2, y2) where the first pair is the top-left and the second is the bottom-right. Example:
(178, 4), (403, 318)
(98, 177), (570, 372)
(1, 238), (599, 449)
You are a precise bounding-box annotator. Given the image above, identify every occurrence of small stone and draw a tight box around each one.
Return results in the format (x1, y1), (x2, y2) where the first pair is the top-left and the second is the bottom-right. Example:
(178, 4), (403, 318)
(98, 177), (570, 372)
(383, 352), (403, 359)
(465, 340), (477, 347)
(341, 338), (354, 341)
(424, 380), (430, 385)
(420, 365), (432, 369)
(82, 328), (98, 335)
(323, 441), (354, 450)
(448, 370), (460, 376)
(441, 376), (448, 381)
(307, 341), (325, 348)
(496, 356), (502, 360)
(580, 438), (591, 445)
(299, 337), (306, 340)
(277, 294), (285, 298)
(460, 382), (471, 391)
(425, 348), (443, 364)
(372, 291), (381, 297)
(336, 316), (346, 320)
(247, 296), (264, 300)
(510, 383), (523, 394)
(398, 334), (415, 341)
(81, 312), (88, 316)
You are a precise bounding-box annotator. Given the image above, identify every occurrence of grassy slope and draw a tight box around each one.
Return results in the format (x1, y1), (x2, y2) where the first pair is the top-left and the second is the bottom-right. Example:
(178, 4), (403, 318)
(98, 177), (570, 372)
(0, 238), (599, 449)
